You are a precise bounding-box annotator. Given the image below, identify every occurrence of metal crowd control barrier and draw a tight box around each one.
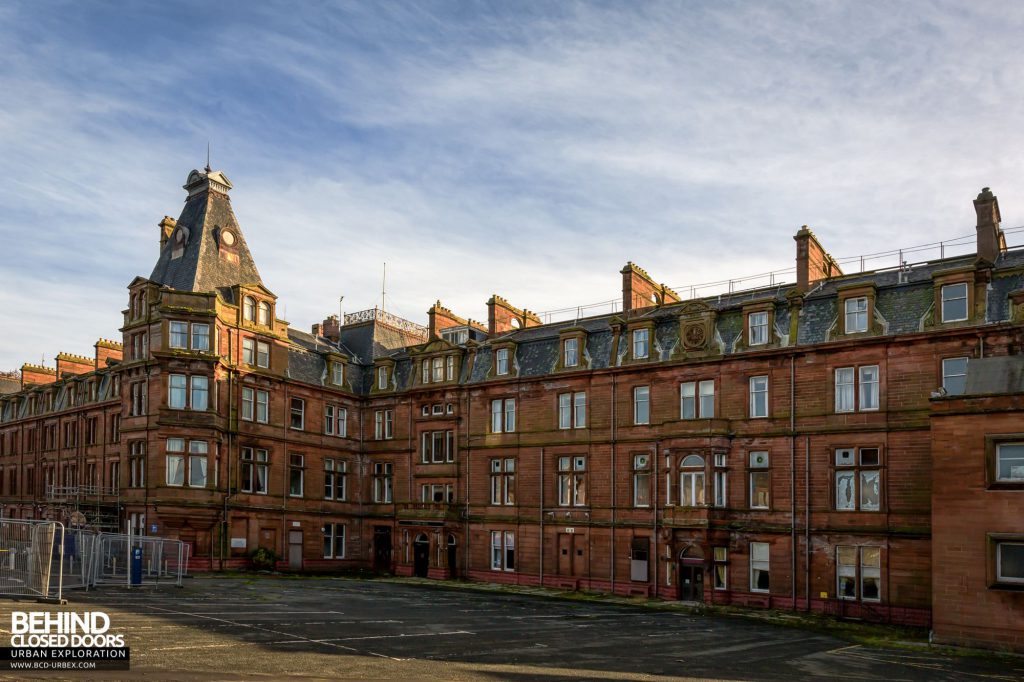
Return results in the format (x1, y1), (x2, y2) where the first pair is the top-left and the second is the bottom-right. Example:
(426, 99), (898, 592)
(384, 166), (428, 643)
(0, 519), (64, 601)
(55, 528), (99, 591)
(92, 534), (189, 587)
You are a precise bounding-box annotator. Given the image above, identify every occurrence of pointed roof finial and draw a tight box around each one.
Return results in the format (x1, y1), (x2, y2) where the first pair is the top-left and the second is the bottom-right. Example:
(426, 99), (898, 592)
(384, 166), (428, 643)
(205, 142), (212, 173)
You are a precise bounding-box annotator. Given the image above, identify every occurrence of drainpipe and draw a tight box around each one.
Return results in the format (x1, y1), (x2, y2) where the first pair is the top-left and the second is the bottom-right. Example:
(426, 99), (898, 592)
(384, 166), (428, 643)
(463, 385), (470, 579)
(804, 436), (810, 612)
(790, 354), (796, 611)
(539, 447), (544, 588)
(610, 373), (617, 594)
(653, 439), (659, 595)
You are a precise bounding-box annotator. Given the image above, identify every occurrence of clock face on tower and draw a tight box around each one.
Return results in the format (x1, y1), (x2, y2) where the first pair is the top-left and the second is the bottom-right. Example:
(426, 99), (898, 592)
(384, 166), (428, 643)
(221, 230), (235, 246)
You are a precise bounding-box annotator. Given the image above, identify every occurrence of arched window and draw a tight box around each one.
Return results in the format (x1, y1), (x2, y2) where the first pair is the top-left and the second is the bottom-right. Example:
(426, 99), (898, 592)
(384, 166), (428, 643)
(680, 454), (706, 507)
(243, 296), (256, 322)
(257, 301), (271, 326)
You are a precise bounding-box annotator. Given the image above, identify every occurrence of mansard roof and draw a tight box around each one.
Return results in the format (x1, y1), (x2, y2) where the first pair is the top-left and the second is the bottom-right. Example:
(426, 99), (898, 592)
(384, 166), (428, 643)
(149, 169), (263, 294)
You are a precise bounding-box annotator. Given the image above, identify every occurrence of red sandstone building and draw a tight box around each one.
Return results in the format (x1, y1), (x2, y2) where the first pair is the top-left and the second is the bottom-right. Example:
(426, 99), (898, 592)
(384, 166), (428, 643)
(0, 169), (1021, 651)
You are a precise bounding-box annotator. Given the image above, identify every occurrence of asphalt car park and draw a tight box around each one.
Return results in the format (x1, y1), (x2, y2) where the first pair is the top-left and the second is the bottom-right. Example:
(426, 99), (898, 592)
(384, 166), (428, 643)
(0, 575), (1018, 681)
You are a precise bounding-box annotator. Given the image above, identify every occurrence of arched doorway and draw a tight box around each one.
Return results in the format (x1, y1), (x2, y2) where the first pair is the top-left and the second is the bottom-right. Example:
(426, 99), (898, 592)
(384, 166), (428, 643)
(447, 534), (457, 579)
(678, 544), (705, 602)
(413, 533), (430, 578)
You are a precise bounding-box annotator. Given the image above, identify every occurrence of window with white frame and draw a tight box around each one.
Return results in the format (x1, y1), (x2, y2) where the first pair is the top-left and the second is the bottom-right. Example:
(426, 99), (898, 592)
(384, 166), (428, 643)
(844, 297), (868, 333)
(558, 392), (586, 429)
(256, 341), (269, 368)
(490, 531), (515, 571)
(374, 409), (394, 440)
(168, 374), (187, 409)
(166, 438), (185, 486)
(290, 398), (305, 430)
(750, 542), (770, 593)
(835, 365), (879, 412)
(713, 453), (727, 507)
(446, 355), (455, 381)
(996, 541), (1024, 585)
(420, 483), (454, 503)
(240, 447), (268, 494)
(713, 547), (728, 590)
(243, 296), (256, 322)
(679, 454), (705, 506)
(749, 451), (770, 509)
(490, 458), (515, 505)
(289, 453), (304, 497)
(557, 456), (587, 506)
(564, 338), (579, 367)
(748, 311), (769, 345)
(490, 398), (515, 433)
(834, 447), (881, 511)
(837, 546), (881, 601)
(165, 438), (207, 487)
(495, 348), (510, 376)
(242, 338), (255, 365)
(633, 454), (651, 507)
(421, 430), (455, 463)
(169, 321), (189, 349)
(432, 356), (444, 383)
(377, 366), (388, 390)
(190, 376), (209, 411)
(941, 282), (969, 322)
(749, 376), (768, 418)
(681, 380), (714, 419)
(942, 357), (968, 395)
(632, 328), (649, 359)
(332, 362), (344, 386)
(634, 386), (650, 425)
(373, 409), (394, 440)
(323, 523), (345, 559)
(996, 443), (1024, 482)
(257, 301), (271, 326)
(373, 462), (393, 502)
(191, 323), (210, 351)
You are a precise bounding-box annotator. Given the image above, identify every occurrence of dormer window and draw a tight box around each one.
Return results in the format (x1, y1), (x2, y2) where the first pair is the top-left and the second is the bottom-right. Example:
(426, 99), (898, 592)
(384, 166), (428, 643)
(377, 366), (388, 390)
(632, 328), (649, 359)
(243, 296), (256, 322)
(564, 338), (579, 367)
(446, 355), (455, 381)
(845, 297), (868, 334)
(432, 357), (444, 383)
(258, 301), (271, 326)
(441, 328), (469, 345)
(748, 312), (769, 346)
(332, 362), (344, 386)
(941, 283), (968, 322)
(496, 348), (510, 376)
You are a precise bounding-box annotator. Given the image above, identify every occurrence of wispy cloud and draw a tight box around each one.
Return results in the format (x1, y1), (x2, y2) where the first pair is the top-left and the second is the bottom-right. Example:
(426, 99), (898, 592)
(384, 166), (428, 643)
(2, 1), (1024, 368)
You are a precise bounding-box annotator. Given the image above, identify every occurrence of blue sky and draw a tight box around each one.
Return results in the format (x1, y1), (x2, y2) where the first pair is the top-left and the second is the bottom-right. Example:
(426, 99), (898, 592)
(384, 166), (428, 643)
(2, 1), (1024, 369)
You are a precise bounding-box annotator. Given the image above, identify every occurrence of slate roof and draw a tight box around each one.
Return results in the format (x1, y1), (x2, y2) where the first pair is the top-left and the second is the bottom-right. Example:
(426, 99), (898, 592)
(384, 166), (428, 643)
(149, 170), (263, 294)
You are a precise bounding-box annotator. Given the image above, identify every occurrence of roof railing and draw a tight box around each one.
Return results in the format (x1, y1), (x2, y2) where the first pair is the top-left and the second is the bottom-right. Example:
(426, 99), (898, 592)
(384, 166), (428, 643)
(534, 225), (1024, 326)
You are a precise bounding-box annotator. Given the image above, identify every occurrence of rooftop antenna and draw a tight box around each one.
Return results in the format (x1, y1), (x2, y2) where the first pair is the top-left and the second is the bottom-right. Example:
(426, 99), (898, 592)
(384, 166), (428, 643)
(381, 262), (387, 313)
(205, 142), (211, 173)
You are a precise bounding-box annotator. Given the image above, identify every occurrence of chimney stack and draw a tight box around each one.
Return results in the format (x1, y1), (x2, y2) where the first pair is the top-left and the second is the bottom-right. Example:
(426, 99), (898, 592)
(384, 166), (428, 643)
(794, 226), (841, 293)
(94, 339), (123, 370)
(321, 315), (341, 341)
(487, 296), (541, 336)
(159, 216), (177, 251)
(973, 187), (1007, 264)
(621, 262), (680, 313)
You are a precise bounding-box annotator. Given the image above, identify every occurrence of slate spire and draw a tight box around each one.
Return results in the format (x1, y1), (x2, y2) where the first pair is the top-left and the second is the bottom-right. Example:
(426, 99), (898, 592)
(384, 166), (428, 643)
(149, 168), (264, 294)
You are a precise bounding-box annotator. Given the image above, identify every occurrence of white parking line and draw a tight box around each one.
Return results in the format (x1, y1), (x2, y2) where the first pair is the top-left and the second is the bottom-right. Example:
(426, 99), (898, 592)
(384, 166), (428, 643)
(141, 604), (404, 660)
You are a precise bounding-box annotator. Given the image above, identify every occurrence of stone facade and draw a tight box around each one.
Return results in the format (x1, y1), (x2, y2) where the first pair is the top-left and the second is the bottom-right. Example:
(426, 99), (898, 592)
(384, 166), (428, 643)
(1, 171), (1022, 650)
